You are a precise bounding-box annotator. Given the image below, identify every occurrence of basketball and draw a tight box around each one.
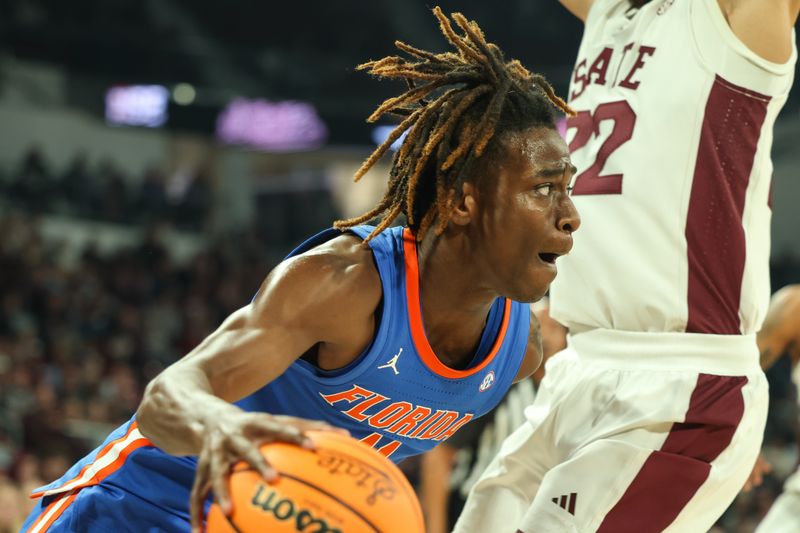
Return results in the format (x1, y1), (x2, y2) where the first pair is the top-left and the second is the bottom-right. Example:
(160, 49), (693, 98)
(206, 430), (424, 533)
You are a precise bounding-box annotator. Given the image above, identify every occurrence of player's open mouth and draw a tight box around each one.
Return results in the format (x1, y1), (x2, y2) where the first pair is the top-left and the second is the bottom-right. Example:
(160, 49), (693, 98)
(538, 253), (558, 264)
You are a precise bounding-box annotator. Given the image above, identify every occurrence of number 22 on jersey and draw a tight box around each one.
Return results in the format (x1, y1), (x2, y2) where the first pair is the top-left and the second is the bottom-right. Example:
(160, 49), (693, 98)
(567, 101), (636, 196)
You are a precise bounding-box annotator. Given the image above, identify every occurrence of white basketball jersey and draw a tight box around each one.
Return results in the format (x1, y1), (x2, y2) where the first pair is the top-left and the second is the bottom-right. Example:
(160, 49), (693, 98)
(550, 0), (797, 335)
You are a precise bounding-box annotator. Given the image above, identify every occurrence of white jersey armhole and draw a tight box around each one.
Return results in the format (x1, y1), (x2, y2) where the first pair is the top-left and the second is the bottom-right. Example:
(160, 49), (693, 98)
(689, 0), (797, 94)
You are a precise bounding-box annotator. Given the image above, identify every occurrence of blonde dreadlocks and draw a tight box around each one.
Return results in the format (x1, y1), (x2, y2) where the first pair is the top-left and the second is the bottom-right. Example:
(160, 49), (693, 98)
(334, 6), (574, 242)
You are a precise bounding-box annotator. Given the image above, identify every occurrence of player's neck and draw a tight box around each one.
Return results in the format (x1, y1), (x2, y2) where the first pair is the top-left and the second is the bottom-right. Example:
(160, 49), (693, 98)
(414, 230), (499, 363)
(416, 229), (498, 310)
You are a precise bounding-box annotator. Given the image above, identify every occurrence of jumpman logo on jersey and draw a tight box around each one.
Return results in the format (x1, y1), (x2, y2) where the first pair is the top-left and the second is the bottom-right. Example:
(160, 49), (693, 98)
(377, 348), (402, 375)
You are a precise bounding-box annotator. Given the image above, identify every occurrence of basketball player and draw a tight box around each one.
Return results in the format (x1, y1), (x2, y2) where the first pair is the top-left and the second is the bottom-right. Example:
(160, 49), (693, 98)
(21, 8), (580, 533)
(454, 0), (799, 532)
(755, 285), (800, 533)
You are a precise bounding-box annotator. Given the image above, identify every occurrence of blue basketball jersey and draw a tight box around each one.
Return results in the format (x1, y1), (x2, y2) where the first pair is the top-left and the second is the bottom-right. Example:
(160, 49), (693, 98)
(24, 225), (530, 531)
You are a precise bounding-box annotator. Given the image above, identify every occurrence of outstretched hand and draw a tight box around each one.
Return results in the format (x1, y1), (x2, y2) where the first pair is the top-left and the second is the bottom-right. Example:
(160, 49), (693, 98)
(189, 411), (348, 533)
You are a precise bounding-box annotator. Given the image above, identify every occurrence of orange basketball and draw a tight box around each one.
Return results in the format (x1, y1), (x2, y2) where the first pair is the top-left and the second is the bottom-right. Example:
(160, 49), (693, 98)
(207, 431), (424, 533)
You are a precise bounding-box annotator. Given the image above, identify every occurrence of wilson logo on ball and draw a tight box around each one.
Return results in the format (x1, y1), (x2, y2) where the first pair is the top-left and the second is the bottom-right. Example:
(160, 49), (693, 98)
(251, 485), (341, 533)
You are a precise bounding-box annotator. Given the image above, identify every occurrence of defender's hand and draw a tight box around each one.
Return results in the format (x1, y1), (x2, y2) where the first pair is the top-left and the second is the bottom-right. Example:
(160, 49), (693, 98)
(189, 411), (348, 533)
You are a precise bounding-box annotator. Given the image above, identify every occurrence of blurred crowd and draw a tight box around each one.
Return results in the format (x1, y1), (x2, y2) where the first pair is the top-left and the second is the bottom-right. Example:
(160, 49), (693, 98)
(0, 147), (799, 532)
(0, 148), (211, 231)
(0, 210), (271, 531)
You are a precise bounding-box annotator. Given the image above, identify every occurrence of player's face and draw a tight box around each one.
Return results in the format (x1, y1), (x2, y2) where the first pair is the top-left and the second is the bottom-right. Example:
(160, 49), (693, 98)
(473, 126), (580, 302)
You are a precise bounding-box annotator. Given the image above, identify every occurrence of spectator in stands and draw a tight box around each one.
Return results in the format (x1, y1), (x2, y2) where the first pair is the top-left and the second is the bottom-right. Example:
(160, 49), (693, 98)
(59, 153), (92, 216)
(9, 148), (52, 211)
(4, 148), (213, 230)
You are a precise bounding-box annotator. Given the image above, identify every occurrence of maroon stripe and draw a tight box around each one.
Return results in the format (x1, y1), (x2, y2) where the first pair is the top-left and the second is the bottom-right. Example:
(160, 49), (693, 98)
(597, 374), (747, 532)
(685, 75), (770, 334)
(568, 492), (577, 515)
(560, 494), (568, 508)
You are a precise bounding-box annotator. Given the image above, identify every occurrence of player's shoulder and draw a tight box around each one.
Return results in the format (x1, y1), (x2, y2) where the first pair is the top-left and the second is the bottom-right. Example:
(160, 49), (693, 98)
(257, 233), (383, 322)
(292, 233), (378, 278)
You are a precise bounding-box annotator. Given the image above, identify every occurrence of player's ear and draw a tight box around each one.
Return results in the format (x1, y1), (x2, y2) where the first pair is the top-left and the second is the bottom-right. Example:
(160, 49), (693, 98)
(449, 182), (477, 227)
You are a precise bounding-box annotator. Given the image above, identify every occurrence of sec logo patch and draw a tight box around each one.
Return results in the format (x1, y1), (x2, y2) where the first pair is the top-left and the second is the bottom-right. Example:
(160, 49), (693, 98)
(479, 371), (495, 392)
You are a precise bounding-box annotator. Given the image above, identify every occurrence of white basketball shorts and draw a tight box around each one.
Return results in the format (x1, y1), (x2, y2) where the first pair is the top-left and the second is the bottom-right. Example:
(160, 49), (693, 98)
(453, 329), (768, 533)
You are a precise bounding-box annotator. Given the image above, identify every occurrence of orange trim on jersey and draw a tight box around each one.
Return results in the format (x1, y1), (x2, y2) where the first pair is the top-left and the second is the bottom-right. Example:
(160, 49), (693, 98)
(402, 228), (512, 379)
(26, 490), (78, 533)
(87, 436), (152, 484)
(30, 421), (152, 499)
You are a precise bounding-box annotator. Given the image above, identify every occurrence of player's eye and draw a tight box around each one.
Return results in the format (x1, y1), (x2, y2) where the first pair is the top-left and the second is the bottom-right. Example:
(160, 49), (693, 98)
(534, 183), (554, 196)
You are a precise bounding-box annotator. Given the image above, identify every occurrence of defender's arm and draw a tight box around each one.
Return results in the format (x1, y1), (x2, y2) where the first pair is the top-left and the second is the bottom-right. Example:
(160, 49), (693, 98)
(718, 0), (800, 63)
(558, 0), (597, 22)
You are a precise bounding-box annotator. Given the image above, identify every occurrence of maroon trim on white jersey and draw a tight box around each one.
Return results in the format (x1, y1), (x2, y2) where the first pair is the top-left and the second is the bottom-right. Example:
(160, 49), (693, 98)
(684, 75), (770, 335)
(596, 373), (747, 532)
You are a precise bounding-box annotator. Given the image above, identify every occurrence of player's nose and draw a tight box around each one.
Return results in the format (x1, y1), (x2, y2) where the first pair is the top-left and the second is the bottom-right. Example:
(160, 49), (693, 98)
(557, 195), (581, 234)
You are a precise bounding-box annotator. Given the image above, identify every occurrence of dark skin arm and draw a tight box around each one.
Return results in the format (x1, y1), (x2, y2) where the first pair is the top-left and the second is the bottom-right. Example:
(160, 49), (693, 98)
(420, 443), (459, 533)
(514, 303), (569, 382)
(743, 285), (800, 492)
(532, 304), (568, 383)
(514, 306), (545, 382)
(758, 285), (800, 370)
(135, 234), (382, 532)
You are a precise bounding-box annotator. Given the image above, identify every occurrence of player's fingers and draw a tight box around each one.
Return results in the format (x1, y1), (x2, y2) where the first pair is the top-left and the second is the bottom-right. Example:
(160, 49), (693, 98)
(209, 453), (233, 516)
(189, 482), (211, 533)
(190, 457), (211, 533)
(247, 418), (311, 447)
(190, 484), (210, 527)
(234, 438), (278, 483)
